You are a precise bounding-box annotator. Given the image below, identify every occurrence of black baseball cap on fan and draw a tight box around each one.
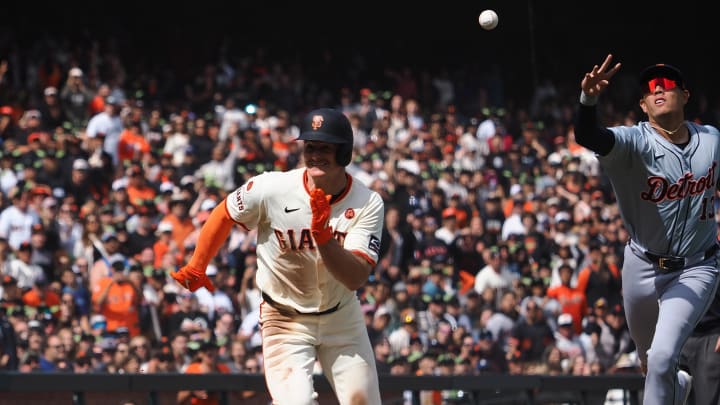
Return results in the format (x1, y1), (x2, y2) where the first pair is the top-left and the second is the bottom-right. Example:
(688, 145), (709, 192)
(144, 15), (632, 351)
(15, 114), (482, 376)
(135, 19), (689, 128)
(639, 63), (685, 89)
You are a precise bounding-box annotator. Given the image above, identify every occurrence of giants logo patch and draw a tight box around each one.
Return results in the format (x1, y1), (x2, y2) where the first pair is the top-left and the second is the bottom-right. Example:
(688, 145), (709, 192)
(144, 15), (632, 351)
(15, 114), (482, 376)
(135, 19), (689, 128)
(246, 181), (254, 191)
(344, 208), (355, 219)
(311, 115), (324, 130)
(368, 235), (380, 254)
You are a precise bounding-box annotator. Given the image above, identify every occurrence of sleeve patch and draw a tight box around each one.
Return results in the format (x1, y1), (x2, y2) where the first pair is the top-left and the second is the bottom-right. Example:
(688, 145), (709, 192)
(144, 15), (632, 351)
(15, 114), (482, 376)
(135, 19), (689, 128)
(235, 188), (245, 212)
(368, 235), (381, 254)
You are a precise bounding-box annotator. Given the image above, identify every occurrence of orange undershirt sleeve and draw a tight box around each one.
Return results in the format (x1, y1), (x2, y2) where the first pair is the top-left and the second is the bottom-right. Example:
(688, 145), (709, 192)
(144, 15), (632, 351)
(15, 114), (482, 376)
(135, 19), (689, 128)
(187, 200), (234, 271)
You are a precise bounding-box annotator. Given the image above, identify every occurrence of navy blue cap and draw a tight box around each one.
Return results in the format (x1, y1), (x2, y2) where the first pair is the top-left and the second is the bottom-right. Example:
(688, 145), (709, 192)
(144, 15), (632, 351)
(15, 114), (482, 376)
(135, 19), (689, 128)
(639, 63), (685, 88)
(297, 108), (353, 145)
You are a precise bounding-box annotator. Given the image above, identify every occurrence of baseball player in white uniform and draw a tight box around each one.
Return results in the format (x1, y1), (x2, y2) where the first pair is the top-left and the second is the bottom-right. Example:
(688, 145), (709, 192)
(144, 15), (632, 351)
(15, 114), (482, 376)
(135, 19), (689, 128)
(172, 108), (384, 405)
(576, 54), (720, 404)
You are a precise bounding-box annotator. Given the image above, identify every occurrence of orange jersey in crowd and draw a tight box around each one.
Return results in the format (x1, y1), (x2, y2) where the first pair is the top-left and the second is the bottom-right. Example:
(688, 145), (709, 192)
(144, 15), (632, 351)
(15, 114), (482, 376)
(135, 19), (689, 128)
(545, 284), (587, 335)
(118, 128), (151, 163)
(127, 184), (157, 207)
(161, 214), (195, 258)
(91, 278), (140, 336)
(22, 288), (61, 317)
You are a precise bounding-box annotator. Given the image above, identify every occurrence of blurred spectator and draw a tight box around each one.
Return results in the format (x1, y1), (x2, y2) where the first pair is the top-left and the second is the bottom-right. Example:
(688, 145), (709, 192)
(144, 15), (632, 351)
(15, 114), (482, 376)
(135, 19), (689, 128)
(86, 96), (123, 166)
(166, 291), (210, 339)
(22, 278), (60, 320)
(193, 265), (234, 323)
(125, 164), (156, 209)
(0, 187), (40, 250)
(125, 201), (158, 257)
(546, 264), (587, 335)
(507, 297), (554, 363)
(5, 241), (46, 289)
(63, 158), (101, 207)
(59, 67), (93, 129)
(367, 306), (392, 346)
(38, 86), (68, 132)
(91, 258), (141, 337)
(177, 340), (232, 405)
(29, 223), (55, 280)
(169, 331), (191, 372)
(39, 332), (66, 372)
(473, 246), (515, 296)
(596, 304), (634, 371)
(388, 309), (420, 357)
(236, 305), (261, 352)
(161, 192), (194, 260)
(0, 304), (18, 370)
(117, 122), (151, 167)
(554, 313), (585, 360)
(575, 241), (622, 310)
(141, 346), (176, 373)
(88, 234), (124, 292)
(485, 290), (519, 352)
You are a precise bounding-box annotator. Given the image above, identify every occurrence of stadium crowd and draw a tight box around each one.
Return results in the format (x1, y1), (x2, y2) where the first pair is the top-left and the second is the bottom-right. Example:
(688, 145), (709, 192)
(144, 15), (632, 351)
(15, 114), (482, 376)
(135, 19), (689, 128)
(1, 34), (720, 395)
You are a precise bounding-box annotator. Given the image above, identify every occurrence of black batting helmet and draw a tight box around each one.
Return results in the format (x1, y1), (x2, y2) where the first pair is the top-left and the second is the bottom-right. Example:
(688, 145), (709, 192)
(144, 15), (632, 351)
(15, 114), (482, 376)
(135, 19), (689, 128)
(297, 108), (354, 166)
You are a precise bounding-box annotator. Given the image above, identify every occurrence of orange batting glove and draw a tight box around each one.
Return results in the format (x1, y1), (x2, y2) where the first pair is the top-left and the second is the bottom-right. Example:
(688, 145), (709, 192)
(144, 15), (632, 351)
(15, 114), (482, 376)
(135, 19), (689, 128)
(310, 188), (333, 245)
(171, 265), (215, 292)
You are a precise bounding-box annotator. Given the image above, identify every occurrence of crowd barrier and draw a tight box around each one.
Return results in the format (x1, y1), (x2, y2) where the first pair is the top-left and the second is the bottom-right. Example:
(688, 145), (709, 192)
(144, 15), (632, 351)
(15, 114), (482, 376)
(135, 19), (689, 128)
(0, 372), (644, 405)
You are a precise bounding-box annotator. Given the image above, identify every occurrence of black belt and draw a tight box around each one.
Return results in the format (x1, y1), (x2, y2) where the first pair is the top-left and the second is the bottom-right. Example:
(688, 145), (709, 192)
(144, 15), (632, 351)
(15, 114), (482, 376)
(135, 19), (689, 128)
(645, 244), (719, 272)
(261, 292), (340, 316)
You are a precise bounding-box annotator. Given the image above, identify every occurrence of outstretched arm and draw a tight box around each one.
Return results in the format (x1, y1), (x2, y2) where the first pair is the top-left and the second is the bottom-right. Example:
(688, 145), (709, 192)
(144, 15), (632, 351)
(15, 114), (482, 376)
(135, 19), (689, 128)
(171, 201), (234, 292)
(574, 54), (622, 156)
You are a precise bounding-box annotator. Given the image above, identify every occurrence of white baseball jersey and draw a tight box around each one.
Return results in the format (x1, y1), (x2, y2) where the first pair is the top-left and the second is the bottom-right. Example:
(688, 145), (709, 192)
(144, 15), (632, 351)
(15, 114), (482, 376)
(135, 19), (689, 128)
(225, 168), (384, 313)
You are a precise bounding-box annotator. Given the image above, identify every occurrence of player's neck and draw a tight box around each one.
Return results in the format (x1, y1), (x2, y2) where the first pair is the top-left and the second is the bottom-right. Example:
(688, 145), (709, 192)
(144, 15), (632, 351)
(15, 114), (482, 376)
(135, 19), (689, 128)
(650, 119), (688, 144)
(308, 171), (348, 197)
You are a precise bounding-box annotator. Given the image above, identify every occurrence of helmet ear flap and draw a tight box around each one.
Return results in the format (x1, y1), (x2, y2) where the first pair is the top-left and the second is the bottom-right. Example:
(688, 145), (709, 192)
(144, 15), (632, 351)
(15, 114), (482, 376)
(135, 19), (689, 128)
(337, 143), (353, 166)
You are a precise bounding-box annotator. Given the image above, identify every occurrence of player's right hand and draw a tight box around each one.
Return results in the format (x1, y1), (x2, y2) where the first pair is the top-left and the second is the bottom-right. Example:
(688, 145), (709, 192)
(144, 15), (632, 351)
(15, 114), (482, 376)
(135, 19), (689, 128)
(581, 53), (621, 96)
(171, 265), (215, 292)
(310, 188), (333, 245)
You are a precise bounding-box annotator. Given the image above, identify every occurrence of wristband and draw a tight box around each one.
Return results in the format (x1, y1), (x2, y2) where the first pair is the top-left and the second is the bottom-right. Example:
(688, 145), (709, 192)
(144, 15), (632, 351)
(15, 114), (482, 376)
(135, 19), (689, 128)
(580, 91), (598, 106)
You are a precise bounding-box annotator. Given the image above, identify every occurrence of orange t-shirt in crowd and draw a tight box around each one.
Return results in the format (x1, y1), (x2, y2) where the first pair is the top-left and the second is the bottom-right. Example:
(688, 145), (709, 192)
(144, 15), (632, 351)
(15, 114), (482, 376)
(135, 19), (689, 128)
(545, 284), (587, 335)
(161, 214), (195, 258)
(127, 184), (157, 208)
(91, 277), (140, 336)
(153, 239), (171, 269)
(118, 128), (151, 163)
(22, 288), (61, 317)
(183, 362), (231, 405)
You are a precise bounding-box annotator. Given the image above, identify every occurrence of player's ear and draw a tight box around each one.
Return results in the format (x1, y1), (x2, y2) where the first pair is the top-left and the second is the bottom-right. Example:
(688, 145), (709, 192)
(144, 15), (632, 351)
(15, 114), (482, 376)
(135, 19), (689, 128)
(639, 97), (648, 114)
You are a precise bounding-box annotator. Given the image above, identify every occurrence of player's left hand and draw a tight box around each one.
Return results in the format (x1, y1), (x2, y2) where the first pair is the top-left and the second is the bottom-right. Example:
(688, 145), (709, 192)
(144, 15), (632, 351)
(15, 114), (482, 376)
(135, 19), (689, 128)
(310, 188), (333, 245)
(581, 54), (621, 97)
(171, 265), (215, 292)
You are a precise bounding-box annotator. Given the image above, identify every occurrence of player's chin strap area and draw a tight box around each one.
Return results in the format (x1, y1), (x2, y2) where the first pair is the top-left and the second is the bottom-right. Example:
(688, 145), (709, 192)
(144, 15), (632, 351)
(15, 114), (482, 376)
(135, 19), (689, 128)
(262, 292), (340, 316)
(640, 243), (720, 273)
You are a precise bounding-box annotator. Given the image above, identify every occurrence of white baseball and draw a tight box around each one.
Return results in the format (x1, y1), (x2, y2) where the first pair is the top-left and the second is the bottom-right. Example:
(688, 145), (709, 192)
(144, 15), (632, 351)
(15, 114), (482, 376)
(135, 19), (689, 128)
(479, 9), (499, 30)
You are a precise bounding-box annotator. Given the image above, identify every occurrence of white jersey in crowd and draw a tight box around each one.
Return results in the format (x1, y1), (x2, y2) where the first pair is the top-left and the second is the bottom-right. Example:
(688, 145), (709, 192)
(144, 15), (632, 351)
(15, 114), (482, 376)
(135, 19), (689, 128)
(225, 168), (384, 314)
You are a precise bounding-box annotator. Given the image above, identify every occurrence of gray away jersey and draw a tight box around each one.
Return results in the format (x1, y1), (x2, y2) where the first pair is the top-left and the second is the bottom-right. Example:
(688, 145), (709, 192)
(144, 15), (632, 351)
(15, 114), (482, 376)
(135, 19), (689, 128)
(599, 121), (720, 256)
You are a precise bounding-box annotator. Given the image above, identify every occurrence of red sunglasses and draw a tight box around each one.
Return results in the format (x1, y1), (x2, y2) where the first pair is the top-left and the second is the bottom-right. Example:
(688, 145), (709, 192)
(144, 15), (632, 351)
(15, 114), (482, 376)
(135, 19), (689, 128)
(645, 77), (678, 94)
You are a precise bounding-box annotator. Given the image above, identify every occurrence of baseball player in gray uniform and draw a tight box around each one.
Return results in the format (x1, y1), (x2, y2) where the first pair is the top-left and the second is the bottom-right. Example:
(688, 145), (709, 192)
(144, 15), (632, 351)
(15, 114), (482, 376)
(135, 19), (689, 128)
(575, 54), (720, 404)
(172, 108), (384, 405)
